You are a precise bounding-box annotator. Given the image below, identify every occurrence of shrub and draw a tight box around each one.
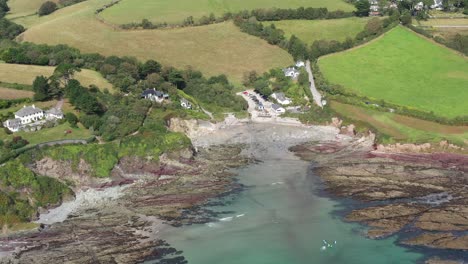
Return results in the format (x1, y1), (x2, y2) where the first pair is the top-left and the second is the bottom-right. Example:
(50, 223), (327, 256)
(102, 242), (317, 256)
(38, 1), (58, 16)
(65, 112), (78, 127)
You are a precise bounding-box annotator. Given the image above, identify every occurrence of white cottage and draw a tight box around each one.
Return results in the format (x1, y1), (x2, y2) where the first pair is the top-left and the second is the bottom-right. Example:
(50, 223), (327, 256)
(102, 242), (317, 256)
(181, 98), (192, 109)
(15, 105), (44, 124)
(46, 108), (64, 120)
(283, 67), (300, 79)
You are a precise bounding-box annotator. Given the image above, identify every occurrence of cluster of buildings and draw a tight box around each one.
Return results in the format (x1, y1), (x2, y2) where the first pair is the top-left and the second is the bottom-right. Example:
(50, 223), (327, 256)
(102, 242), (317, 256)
(369, 0), (444, 16)
(141, 88), (192, 109)
(283, 61), (305, 79)
(3, 105), (63, 133)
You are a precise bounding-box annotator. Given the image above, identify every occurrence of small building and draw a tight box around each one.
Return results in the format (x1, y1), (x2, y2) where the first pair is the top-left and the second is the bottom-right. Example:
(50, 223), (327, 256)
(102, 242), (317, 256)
(414, 1), (424, 10)
(271, 104), (286, 114)
(295, 61), (305, 68)
(45, 108), (64, 120)
(3, 118), (21, 132)
(283, 67), (300, 79)
(180, 98), (192, 109)
(271, 92), (291, 105)
(141, 88), (169, 103)
(431, 0), (443, 9)
(15, 105), (44, 125)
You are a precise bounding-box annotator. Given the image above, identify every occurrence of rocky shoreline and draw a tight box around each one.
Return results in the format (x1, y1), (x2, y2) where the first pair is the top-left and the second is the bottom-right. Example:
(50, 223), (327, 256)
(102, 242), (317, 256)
(0, 117), (466, 263)
(291, 137), (468, 263)
(0, 145), (250, 263)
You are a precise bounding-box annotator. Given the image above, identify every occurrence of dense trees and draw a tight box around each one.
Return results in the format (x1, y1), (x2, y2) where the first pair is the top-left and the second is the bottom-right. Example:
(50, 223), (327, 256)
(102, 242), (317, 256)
(0, 160), (71, 226)
(0, 0), (9, 18)
(354, 0), (371, 17)
(64, 80), (103, 114)
(0, 18), (24, 39)
(38, 1), (57, 16)
(64, 112), (78, 127)
(0, 0), (24, 40)
(32, 76), (51, 101)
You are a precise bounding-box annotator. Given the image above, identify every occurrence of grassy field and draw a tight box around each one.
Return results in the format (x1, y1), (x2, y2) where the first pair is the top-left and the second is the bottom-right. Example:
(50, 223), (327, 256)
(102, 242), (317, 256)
(267, 17), (371, 44)
(0, 87), (34, 99)
(416, 18), (468, 41)
(0, 63), (114, 92)
(331, 101), (468, 146)
(99, 0), (355, 25)
(0, 123), (92, 145)
(418, 18), (468, 26)
(318, 26), (468, 119)
(15, 0), (292, 84)
(5, 0), (52, 19)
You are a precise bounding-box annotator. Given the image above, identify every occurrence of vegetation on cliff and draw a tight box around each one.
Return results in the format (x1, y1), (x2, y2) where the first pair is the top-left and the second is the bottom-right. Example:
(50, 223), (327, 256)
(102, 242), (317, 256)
(0, 160), (72, 226)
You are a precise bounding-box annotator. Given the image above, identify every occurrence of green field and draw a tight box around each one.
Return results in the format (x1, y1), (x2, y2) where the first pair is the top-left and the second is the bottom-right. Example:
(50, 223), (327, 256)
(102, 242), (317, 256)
(0, 63), (114, 92)
(331, 101), (468, 146)
(15, 0), (292, 84)
(99, 0), (355, 25)
(268, 17), (371, 44)
(0, 123), (92, 145)
(319, 26), (468, 119)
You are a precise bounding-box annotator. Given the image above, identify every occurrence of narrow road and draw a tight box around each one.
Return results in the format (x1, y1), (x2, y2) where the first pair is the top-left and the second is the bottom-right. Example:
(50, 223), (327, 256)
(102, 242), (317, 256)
(305, 60), (323, 108)
(55, 98), (64, 109)
(201, 107), (214, 120)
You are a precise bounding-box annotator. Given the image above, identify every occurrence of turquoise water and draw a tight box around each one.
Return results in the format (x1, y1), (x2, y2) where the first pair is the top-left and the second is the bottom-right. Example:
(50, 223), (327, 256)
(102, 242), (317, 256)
(161, 147), (424, 264)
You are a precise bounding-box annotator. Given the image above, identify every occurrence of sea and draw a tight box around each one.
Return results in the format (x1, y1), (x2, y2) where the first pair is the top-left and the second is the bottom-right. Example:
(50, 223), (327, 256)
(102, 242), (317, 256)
(158, 143), (424, 264)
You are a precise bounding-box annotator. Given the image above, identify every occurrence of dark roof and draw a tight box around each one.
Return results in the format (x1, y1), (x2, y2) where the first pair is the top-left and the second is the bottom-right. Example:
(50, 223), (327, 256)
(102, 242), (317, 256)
(271, 104), (282, 110)
(16, 105), (43, 117)
(141, 89), (164, 97)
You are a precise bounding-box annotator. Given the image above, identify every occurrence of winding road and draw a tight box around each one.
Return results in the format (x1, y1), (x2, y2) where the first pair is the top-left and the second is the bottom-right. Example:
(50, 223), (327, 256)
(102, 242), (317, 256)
(305, 60), (323, 108)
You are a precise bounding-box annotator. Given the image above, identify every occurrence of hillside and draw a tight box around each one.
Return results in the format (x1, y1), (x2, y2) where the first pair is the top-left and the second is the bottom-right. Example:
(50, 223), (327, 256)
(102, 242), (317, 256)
(0, 63), (114, 92)
(15, 0), (292, 83)
(318, 26), (468, 119)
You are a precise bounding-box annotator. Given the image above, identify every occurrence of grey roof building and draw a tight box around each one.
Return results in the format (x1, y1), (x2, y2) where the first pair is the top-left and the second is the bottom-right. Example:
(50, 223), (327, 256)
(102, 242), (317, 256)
(15, 105), (43, 118)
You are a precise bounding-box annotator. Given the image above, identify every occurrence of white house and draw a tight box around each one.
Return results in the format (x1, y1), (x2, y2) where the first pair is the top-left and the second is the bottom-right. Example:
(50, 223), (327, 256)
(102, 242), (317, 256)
(3, 118), (21, 132)
(141, 88), (169, 103)
(15, 105), (44, 125)
(271, 104), (285, 114)
(181, 98), (192, 109)
(45, 108), (64, 120)
(283, 67), (300, 79)
(271, 92), (291, 105)
(3, 105), (64, 132)
(295, 61), (305, 68)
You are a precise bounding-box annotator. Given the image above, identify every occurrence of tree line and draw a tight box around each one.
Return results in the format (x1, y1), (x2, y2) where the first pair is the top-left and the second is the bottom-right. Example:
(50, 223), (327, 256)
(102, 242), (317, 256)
(235, 11), (400, 61)
(121, 6), (354, 30)
(0, 0), (24, 40)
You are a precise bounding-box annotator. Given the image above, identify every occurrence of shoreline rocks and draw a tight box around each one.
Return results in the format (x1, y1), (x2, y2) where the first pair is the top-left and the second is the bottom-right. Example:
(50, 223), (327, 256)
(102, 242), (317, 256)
(0, 145), (250, 263)
(291, 138), (468, 262)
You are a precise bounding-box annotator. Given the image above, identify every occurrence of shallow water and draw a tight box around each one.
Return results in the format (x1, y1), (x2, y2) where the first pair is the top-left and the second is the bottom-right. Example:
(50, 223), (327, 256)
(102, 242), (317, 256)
(160, 145), (424, 264)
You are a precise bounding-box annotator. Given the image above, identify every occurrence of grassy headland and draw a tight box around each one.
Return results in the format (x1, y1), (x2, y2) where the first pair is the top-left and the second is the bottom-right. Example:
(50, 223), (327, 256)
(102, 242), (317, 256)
(319, 26), (468, 119)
